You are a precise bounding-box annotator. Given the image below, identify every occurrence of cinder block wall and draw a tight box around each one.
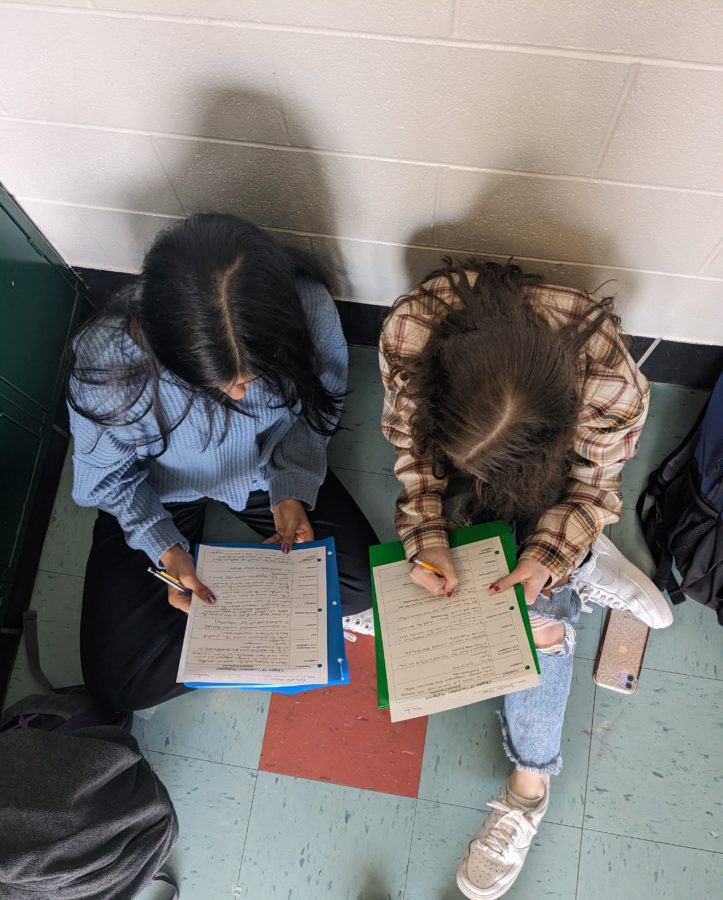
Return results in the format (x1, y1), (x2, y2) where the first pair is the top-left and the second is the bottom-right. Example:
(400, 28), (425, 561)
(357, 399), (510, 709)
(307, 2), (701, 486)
(0, 1), (721, 342)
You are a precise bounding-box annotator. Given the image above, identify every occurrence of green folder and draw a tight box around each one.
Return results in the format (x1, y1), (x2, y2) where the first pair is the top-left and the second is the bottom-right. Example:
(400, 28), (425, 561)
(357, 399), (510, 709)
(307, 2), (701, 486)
(369, 520), (541, 710)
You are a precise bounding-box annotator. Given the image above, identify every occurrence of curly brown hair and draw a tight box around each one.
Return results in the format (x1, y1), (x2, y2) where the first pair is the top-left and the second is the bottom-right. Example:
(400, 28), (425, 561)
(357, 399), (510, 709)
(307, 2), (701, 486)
(382, 259), (623, 525)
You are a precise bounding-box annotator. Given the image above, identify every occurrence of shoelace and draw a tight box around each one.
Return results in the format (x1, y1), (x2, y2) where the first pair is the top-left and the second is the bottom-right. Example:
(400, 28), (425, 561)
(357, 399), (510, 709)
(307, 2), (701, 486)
(342, 615), (374, 643)
(472, 800), (537, 862)
(579, 583), (629, 611)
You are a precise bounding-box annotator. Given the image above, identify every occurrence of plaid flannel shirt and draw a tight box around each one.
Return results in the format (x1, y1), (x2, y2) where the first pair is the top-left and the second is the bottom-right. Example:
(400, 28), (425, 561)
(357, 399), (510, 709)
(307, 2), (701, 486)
(379, 277), (650, 578)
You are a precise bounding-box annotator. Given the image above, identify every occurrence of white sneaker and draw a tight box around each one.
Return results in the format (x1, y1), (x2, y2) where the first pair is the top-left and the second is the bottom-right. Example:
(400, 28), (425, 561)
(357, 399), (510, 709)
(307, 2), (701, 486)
(456, 776), (550, 899)
(342, 607), (375, 641)
(574, 534), (673, 629)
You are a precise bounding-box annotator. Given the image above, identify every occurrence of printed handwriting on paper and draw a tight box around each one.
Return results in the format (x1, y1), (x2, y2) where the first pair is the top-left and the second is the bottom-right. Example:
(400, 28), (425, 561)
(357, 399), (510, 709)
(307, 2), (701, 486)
(374, 537), (539, 721)
(177, 545), (328, 686)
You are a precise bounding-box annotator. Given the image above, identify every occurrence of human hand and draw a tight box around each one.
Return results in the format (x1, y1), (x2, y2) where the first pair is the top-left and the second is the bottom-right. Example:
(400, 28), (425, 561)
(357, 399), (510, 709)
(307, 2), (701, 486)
(265, 499), (315, 553)
(159, 544), (216, 613)
(410, 546), (460, 597)
(489, 557), (552, 605)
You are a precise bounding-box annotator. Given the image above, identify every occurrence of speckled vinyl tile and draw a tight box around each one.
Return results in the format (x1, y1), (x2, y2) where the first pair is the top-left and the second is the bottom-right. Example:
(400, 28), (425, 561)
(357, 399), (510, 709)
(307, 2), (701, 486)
(573, 601), (604, 661)
(644, 598), (723, 681)
(134, 688), (270, 770)
(36, 444), (96, 577)
(237, 772), (415, 900)
(405, 799), (581, 900)
(584, 668), (723, 851)
(4, 571), (83, 705)
(328, 346), (396, 476)
(609, 507), (722, 680)
(418, 658), (596, 828)
(148, 751), (256, 900)
(607, 506), (657, 577)
(576, 829), (723, 900)
(619, 383), (708, 510)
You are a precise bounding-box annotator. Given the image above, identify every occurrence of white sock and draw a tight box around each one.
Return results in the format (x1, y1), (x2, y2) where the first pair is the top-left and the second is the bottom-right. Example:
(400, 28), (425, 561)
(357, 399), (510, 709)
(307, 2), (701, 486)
(506, 783), (545, 809)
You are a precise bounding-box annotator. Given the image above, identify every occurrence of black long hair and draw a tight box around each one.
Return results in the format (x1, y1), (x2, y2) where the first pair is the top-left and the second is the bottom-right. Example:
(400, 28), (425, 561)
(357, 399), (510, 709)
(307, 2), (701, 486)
(68, 214), (343, 455)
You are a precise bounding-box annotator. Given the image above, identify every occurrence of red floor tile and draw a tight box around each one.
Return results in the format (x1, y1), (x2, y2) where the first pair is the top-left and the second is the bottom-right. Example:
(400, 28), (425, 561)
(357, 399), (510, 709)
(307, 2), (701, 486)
(258, 636), (428, 798)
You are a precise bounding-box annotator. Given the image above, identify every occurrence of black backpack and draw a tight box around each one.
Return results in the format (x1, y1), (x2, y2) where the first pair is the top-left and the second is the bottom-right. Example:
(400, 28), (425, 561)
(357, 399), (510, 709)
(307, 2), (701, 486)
(637, 372), (723, 624)
(0, 611), (179, 899)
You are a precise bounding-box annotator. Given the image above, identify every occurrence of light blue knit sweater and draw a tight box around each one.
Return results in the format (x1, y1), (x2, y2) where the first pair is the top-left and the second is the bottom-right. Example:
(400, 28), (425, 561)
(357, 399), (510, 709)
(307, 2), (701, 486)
(69, 279), (347, 564)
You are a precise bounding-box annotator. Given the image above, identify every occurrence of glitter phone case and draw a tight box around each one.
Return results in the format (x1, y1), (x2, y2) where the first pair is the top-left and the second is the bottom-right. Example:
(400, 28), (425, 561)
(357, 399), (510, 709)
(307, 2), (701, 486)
(593, 609), (650, 695)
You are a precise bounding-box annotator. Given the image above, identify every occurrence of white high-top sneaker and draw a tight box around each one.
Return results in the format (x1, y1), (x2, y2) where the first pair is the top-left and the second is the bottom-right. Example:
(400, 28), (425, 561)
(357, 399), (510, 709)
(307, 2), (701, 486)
(342, 607), (375, 641)
(456, 776), (550, 899)
(574, 534), (673, 629)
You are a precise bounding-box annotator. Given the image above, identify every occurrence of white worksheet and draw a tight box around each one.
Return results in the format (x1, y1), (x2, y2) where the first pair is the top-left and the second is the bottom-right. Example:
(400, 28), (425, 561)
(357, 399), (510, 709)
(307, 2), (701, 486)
(374, 537), (539, 722)
(177, 545), (328, 686)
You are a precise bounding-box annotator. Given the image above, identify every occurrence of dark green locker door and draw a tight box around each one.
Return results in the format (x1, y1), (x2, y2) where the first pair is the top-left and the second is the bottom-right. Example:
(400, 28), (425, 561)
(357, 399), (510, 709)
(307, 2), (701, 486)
(0, 204), (78, 415)
(0, 187), (84, 635)
(0, 395), (42, 581)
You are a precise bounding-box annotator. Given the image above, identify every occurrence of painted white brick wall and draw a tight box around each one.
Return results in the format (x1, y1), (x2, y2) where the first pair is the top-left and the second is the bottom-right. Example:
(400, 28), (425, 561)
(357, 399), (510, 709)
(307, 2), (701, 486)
(0, 1), (721, 343)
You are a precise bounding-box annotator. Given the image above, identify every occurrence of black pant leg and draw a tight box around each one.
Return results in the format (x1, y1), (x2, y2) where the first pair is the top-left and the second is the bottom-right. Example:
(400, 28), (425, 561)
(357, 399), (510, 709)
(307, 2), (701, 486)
(232, 469), (379, 616)
(80, 502), (206, 711)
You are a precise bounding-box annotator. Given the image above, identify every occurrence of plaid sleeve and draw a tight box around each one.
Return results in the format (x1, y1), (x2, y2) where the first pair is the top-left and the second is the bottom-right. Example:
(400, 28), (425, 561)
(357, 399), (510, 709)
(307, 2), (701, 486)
(521, 324), (650, 577)
(379, 308), (450, 559)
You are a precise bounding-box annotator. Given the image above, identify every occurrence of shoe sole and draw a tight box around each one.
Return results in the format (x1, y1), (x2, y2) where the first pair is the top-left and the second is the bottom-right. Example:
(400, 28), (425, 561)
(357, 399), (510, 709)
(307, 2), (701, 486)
(596, 535), (673, 629)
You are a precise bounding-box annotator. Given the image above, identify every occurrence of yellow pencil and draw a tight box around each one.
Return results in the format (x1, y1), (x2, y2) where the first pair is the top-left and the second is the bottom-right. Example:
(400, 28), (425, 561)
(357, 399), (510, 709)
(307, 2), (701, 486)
(147, 566), (193, 595)
(411, 558), (446, 578)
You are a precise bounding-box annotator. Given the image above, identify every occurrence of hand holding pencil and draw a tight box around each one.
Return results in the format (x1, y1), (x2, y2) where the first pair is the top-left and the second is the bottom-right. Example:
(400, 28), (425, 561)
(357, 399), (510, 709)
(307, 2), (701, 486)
(410, 547), (460, 597)
(155, 544), (217, 614)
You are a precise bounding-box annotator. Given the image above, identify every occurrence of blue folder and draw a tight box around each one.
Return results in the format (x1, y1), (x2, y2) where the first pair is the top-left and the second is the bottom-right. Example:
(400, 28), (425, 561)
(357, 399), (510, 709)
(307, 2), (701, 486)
(185, 537), (348, 693)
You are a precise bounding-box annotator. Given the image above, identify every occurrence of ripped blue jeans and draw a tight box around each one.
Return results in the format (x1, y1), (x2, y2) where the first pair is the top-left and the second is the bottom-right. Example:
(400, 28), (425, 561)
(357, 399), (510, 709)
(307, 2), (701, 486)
(499, 582), (582, 776)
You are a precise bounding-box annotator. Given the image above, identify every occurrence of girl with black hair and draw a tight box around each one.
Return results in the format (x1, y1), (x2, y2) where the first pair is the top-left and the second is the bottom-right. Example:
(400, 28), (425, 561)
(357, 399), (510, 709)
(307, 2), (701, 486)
(69, 213), (378, 712)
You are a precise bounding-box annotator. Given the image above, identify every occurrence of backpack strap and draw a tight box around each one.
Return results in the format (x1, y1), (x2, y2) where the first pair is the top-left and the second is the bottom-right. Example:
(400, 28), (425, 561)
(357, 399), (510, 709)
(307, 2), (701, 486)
(152, 871), (179, 900)
(636, 472), (673, 585)
(665, 573), (688, 605)
(636, 399), (714, 607)
(659, 398), (711, 484)
(646, 525), (688, 604)
(22, 610), (57, 694)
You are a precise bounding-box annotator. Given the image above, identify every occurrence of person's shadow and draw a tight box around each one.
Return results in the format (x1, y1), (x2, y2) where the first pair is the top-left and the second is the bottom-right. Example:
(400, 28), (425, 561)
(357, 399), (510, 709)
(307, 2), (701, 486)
(82, 86), (344, 308)
(404, 177), (620, 303)
(126, 85), (341, 276)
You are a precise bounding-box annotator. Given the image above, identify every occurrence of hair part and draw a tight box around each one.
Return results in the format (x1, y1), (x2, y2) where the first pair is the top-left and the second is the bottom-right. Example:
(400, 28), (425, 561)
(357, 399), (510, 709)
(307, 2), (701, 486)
(68, 213), (341, 457)
(383, 258), (623, 524)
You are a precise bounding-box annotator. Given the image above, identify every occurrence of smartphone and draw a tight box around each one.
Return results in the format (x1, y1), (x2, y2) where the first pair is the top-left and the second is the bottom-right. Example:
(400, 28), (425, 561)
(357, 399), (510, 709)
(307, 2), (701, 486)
(593, 609), (650, 694)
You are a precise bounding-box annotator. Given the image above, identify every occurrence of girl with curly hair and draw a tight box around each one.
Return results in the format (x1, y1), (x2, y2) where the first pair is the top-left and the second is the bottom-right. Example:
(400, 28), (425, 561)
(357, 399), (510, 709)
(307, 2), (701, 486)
(380, 259), (671, 899)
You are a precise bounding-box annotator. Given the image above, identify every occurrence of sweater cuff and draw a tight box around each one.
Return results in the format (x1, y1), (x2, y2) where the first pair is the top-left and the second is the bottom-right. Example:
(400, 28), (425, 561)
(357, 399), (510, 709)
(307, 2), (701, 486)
(267, 471), (321, 511)
(400, 523), (450, 561)
(140, 519), (190, 567)
(519, 540), (588, 580)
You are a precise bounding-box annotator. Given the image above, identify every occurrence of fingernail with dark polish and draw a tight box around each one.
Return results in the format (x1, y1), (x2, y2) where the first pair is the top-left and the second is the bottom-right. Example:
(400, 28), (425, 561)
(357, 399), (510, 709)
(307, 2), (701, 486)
(282, 544), (290, 554)
(446, 590), (453, 597)
(208, 593), (217, 604)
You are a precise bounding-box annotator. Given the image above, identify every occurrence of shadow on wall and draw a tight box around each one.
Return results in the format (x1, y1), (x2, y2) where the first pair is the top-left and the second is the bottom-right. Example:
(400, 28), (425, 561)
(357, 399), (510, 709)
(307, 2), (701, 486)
(403, 182), (626, 315)
(98, 86), (343, 297)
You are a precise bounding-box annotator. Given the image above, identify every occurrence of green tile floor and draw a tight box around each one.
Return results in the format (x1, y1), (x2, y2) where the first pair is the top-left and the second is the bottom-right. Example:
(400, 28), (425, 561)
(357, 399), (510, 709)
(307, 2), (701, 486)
(5, 347), (723, 899)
